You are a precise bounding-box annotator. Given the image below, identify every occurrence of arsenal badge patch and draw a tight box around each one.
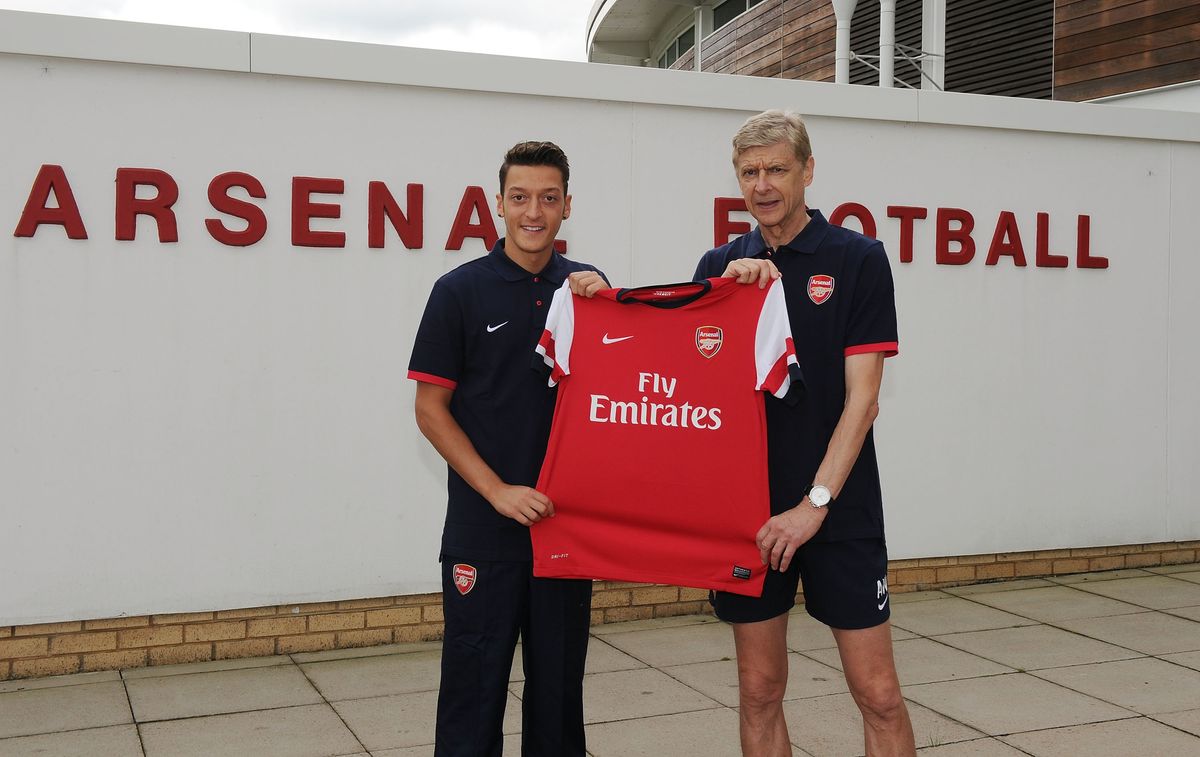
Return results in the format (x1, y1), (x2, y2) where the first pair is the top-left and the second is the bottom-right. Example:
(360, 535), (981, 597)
(695, 326), (723, 359)
(452, 563), (476, 595)
(808, 275), (835, 305)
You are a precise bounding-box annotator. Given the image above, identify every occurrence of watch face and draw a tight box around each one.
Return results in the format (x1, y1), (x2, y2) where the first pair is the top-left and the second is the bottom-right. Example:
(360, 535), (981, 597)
(810, 485), (831, 507)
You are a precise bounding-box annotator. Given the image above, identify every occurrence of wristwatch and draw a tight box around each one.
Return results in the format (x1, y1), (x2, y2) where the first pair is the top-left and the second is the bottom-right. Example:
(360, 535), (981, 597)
(804, 484), (832, 509)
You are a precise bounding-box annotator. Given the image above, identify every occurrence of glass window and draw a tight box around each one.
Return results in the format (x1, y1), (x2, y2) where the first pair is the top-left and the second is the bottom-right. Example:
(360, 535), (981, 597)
(749, 0), (764, 6)
(658, 52), (667, 68)
(714, 0), (744, 31)
(666, 42), (679, 67)
(678, 26), (695, 55)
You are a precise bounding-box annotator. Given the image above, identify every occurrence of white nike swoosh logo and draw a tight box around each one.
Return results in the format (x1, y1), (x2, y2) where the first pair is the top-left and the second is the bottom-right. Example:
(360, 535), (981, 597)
(602, 334), (633, 344)
(486, 322), (509, 333)
(878, 596), (889, 611)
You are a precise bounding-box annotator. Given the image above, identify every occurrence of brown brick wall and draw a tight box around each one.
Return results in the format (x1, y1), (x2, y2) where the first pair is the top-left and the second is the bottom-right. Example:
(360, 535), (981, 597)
(2, 541), (1196, 680)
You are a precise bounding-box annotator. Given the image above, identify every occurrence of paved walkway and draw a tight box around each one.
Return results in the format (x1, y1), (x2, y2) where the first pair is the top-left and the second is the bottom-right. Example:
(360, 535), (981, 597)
(2, 565), (1200, 756)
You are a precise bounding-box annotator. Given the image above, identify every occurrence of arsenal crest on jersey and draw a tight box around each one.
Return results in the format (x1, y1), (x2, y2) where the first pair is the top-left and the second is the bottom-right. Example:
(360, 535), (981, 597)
(808, 275), (835, 305)
(696, 326), (723, 359)
(452, 563), (476, 595)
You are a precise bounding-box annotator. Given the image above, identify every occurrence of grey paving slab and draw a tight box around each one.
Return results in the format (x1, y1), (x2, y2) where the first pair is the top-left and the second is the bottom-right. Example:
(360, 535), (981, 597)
(1167, 604), (1200, 622)
(368, 733), (520, 755)
(932, 625), (1139, 671)
(584, 637), (650, 674)
(960, 584), (1146, 622)
(1146, 563), (1200, 575)
(781, 692), (983, 757)
(583, 668), (721, 724)
(1000, 716), (1200, 756)
(508, 637), (645, 683)
(586, 707), (743, 756)
(373, 747), (435, 757)
(904, 673), (1133, 735)
(807, 637), (1011, 686)
(1152, 708), (1200, 737)
(0, 724), (143, 757)
(596, 621), (736, 667)
(332, 690), (520, 751)
(1054, 611), (1200, 655)
(943, 578), (1055, 596)
(916, 737), (1027, 755)
(782, 612), (915, 653)
(0, 670), (121, 694)
(299, 650), (442, 701)
(892, 590), (953, 604)
(372, 743), (523, 753)
(126, 664), (323, 722)
(0, 681), (132, 739)
(1069, 575), (1200, 610)
(663, 651), (848, 707)
(121, 655), (288, 680)
(1032, 657), (1200, 715)
(138, 703), (361, 757)
(1050, 569), (1154, 584)
(590, 614), (721, 635)
(1169, 570), (1200, 583)
(290, 641), (439, 664)
(786, 610), (839, 651)
(890, 597), (1036, 636)
(1161, 651), (1200, 672)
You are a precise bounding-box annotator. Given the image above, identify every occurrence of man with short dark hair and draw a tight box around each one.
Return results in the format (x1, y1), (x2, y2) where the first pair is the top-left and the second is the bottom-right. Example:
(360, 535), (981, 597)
(697, 109), (915, 756)
(408, 140), (605, 757)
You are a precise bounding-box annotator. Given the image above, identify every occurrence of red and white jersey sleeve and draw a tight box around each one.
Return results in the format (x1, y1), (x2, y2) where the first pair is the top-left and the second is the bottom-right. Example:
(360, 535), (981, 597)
(756, 281), (799, 399)
(536, 281), (576, 386)
(531, 278), (800, 596)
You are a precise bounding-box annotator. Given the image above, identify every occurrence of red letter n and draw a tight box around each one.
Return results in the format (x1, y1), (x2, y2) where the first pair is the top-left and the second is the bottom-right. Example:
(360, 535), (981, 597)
(368, 181), (423, 249)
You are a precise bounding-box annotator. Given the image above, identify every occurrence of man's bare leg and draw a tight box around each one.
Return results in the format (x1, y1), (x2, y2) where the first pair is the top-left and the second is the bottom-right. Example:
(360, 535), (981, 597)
(732, 613), (793, 757)
(831, 621), (915, 757)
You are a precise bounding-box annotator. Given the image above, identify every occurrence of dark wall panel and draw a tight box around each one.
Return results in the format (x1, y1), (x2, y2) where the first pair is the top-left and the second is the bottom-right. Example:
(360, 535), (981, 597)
(849, 0), (924, 87)
(946, 0), (1054, 98)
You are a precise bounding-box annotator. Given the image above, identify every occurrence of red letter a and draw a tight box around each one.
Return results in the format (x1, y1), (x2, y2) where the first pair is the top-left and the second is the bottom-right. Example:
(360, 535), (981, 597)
(14, 164), (88, 239)
(445, 186), (498, 250)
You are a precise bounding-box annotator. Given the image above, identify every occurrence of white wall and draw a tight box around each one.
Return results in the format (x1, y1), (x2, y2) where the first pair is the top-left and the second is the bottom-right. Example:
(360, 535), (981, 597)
(1093, 80), (1200, 113)
(2, 10), (1198, 625)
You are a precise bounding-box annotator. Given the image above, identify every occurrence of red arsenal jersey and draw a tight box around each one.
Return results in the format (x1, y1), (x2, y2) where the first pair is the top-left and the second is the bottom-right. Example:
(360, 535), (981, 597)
(532, 277), (800, 596)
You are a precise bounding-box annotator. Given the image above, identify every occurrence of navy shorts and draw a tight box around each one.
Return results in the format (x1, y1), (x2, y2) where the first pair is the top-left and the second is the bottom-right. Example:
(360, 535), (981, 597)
(712, 538), (890, 629)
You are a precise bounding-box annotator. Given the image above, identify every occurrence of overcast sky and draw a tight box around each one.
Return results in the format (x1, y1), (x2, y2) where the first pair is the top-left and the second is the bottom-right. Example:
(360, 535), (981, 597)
(0, 0), (597, 61)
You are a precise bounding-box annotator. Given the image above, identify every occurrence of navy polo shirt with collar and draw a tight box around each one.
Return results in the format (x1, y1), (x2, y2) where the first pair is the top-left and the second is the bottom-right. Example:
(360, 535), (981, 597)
(408, 240), (606, 562)
(694, 208), (899, 542)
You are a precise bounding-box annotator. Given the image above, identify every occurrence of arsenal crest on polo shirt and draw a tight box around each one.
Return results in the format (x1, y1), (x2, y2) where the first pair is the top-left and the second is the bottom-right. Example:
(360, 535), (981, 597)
(695, 326), (723, 359)
(452, 564), (476, 595)
(807, 275), (835, 305)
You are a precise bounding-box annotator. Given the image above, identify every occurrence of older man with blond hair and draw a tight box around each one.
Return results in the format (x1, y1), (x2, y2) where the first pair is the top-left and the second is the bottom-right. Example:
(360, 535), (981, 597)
(695, 109), (915, 756)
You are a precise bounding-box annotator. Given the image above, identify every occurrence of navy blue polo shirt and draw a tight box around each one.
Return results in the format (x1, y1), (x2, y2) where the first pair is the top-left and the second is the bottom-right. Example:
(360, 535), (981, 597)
(408, 240), (606, 561)
(694, 209), (898, 542)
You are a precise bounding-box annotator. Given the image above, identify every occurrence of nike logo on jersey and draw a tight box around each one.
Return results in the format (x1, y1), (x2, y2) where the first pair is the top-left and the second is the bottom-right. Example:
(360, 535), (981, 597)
(602, 333), (633, 344)
(877, 577), (889, 611)
(486, 321), (509, 333)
